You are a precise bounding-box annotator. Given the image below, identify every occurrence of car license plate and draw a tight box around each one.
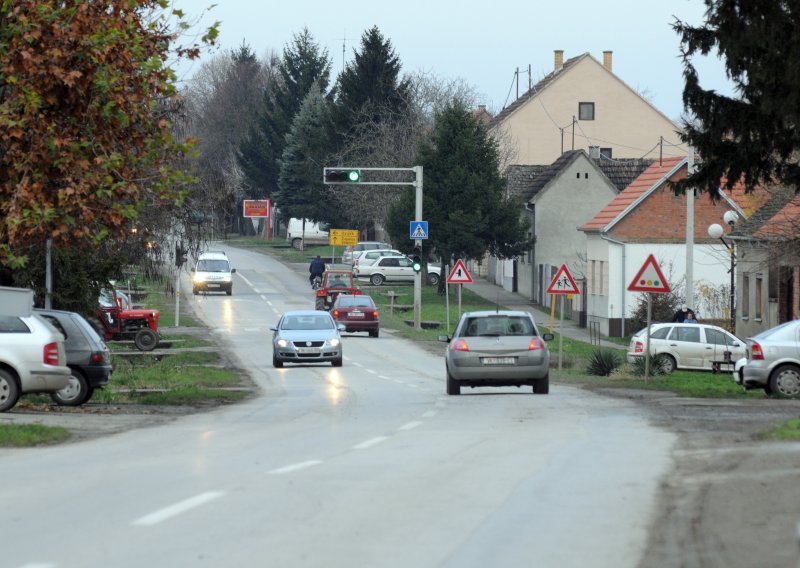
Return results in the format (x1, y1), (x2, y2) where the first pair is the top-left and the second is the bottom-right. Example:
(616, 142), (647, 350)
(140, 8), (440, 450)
(482, 357), (515, 365)
(207, 283), (220, 288)
(297, 347), (318, 354)
(349, 311), (364, 318)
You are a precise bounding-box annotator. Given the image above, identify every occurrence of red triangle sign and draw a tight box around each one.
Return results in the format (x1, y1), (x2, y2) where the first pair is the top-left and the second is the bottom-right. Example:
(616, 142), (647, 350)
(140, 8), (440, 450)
(447, 259), (473, 284)
(546, 264), (581, 295)
(628, 254), (671, 293)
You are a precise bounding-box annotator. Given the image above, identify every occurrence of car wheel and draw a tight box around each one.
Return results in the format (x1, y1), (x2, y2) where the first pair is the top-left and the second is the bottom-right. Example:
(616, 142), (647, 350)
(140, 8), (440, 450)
(427, 273), (440, 287)
(226, 288), (232, 296)
(134, 328), (159, 352)
(272, 354), (283, 368)
(370, 273), (385, 286)
(370, 329), (379, 338)
(533, 373), (550, 395)
(0, 369), (21, 412)
(84, 387), (96, 403)
(51, 369), (89, 406)
(315, 297), (326, 311)
(446, 369), (460, 395)
(769, 365), (800, 398)
(659, 354), (677, 374)
(332, 357), (343, 367)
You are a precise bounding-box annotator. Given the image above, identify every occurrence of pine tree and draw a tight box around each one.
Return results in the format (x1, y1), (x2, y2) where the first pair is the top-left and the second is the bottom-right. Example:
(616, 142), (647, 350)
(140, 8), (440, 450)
(332, 26), (411, 140)
(238, 28), (332, 199)
(386, 101), (530, 274)
(673, 1), (800, 196)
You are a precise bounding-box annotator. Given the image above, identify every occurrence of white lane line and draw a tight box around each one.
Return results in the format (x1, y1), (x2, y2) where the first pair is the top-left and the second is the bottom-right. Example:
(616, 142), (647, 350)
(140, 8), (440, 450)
(238, 273), (254, 287)
(378, 375), (391, 380)
(266, 300), (273, 306)
(132, 491), (225, 527)
(260, 295), (269, 301)
(269, 460), (322, 474)
(422, 410), (437, 418)
(352, 361), (363, 367)
(353, 436), (389, 450)
(366, 369), (377, 375)
(253, 288), (260, 293)
(398, 421), (422, 431)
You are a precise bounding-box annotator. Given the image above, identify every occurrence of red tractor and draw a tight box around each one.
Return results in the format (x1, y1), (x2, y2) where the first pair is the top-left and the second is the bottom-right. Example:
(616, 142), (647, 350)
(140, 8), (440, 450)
(96, 288), (160, 351)
(315, 269), (360, 311)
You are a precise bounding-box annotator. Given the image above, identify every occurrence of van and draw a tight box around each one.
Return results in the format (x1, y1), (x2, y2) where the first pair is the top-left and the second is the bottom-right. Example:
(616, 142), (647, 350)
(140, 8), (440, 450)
(286, 218), (329, 249)
(192, 250), (235, 295)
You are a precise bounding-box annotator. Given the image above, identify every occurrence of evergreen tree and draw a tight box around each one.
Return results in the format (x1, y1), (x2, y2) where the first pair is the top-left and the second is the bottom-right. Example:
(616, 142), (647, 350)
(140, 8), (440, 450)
(238, 28), (332, 198)
(673, 1), (800, 196)
(276, 85), (337, 225)
(332, 26), (411, 140)
(386, 101), (530, 277)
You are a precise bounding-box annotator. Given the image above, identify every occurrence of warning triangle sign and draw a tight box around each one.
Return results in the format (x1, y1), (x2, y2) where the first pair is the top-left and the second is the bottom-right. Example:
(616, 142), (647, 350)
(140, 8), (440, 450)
(546, 264), (581, 295)
(628, 254), (671, 293)
(447, 259), (473, 284)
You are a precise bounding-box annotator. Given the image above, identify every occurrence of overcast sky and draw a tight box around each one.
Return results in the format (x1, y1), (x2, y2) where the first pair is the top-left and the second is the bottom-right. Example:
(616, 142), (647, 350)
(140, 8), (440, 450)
(173, 0), (732, 124)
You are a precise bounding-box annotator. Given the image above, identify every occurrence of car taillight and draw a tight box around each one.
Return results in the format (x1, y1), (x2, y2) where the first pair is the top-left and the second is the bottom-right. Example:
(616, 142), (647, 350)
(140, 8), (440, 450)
(528, 337), (545, 350)
(372, 310), (379, 318)
(332, 309), (340, 318)
(43, 342), (60, 366)
(91, 353), (104, 363)
(452, 339), (469, 352)
(751, 342), (764, 360)
(634, 341), (643, 354)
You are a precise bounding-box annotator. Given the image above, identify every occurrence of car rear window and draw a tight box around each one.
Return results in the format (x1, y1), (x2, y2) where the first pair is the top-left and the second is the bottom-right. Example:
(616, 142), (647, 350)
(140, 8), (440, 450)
(0, 316), (30, 333)
(463, 316), (535, 337)
(338, 296), (374, 308)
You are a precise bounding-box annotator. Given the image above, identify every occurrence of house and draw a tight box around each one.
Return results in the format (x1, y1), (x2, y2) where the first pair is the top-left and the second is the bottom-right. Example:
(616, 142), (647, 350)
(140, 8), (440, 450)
(496, 150), (651, 317)
(489, 50), (686, 166)
(729, 189), (800, 338)
(578, 156), (771, 337)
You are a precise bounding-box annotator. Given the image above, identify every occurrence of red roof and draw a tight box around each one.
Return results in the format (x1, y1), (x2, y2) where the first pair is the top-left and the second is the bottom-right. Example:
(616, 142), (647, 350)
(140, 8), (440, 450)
(754, 195), (800, 238)
(580, 157), (684, 231)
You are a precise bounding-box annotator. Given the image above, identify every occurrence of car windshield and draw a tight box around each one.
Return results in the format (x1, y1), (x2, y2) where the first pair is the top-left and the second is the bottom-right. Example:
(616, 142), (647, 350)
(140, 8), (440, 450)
(281, 315), (334, 330)
(197, 259), (229, 272)
(462, 315), (534, 337)
(326, 273), (353, 288)
(338, 297), (373, 308)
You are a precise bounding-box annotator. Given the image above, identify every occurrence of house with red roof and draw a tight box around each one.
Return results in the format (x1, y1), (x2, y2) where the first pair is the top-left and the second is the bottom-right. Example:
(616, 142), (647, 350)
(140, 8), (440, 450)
(729, 189), (800, 337)
(578, 156), (771, 337)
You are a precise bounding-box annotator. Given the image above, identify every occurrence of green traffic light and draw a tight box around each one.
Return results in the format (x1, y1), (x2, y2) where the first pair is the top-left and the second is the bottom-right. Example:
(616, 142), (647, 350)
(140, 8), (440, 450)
(348, 170), (360, 182)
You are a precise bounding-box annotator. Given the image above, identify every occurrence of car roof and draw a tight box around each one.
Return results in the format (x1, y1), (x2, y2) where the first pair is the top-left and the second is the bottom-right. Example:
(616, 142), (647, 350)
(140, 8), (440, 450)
(198, 251), (228, 259)
(281, 310), (333, 317)
(462, 310), (533, 318)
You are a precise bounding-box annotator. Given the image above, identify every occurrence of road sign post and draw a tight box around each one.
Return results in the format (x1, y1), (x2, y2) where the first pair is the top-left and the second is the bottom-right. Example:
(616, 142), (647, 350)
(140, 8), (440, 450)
(627, 254), (671, 381)
(546, 264), (581, 371)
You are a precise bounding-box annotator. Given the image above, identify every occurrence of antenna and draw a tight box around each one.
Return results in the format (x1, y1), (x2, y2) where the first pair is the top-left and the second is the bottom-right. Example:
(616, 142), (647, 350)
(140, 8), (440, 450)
(337, 30), (352, 71)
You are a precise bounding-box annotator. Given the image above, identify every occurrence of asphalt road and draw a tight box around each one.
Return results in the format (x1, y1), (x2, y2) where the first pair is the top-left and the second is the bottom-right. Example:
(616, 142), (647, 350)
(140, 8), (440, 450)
(1, 245), (677, 568)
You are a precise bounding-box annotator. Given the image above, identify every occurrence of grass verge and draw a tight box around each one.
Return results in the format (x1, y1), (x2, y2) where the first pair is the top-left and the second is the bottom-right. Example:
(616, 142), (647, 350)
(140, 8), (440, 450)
(758, 417), (800, 440)
(0, 424), (72, 447)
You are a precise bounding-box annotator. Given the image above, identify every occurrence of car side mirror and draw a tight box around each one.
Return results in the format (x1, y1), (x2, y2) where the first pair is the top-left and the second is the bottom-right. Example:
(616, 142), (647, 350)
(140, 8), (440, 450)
(542, 333), (554, 341)
(732, 342), (740, 347)
(437, 335), (450, 343)
(231, 268), (236, 273)
(269, 326), (278, 332)
(337, 324), (346, 331)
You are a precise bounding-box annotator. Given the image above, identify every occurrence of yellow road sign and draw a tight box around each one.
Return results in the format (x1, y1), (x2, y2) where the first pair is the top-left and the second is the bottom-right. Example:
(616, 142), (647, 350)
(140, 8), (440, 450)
(329, 229), (359, 246)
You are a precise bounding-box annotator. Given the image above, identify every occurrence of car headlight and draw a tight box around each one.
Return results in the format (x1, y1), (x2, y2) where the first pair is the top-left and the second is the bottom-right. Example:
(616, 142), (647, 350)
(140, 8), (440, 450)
(276, 339), (289, 348)
(193, 274), (206, 283)
(223, 276), (232, 282)
(327, 338), (341, 348)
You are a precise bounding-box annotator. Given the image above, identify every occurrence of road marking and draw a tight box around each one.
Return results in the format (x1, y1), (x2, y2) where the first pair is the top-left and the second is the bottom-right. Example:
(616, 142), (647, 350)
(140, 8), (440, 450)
(269, 460), (322, 474)
(366, 369), (377, 374)
(132, 491), (225, 526)
(238, 273), (254, 287)
(253, 288), (260, 293)
(398, 421), (422, 431)
(352, 362), (363, 367)
(353, 436), (389, 450)
(266, 300), (273, 306)
(422, 410), (437, 418)
(378, 375), (391, 380)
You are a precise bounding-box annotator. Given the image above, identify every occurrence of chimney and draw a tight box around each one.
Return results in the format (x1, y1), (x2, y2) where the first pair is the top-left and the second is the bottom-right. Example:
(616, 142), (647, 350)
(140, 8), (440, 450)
(603, 50), (613, 72)
(589, 145), (600, 159)
(554, 50), (564, 71)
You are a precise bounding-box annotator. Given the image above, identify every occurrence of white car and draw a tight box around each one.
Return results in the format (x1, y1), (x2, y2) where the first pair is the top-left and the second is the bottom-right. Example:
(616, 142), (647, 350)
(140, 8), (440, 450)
(352, 249), (404, 269)
(0, 312), (71, 412)
(355, 255), (441, 286)
(626, 322), (745, 373)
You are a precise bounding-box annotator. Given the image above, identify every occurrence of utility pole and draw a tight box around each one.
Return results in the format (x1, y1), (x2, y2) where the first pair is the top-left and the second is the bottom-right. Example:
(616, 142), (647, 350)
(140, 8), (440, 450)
(686, 146), (695, 312)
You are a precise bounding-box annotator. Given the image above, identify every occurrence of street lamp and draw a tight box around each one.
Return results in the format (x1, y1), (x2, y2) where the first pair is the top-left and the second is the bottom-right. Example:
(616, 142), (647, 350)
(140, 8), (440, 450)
(708, 210), (739, 331)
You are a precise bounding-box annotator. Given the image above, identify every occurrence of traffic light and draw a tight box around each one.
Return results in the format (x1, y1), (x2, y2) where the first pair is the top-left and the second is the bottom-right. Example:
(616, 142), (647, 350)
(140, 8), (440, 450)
(175, 243), (188, 267)
(411, 243), (422, 273)
(325, 169), (360, 183)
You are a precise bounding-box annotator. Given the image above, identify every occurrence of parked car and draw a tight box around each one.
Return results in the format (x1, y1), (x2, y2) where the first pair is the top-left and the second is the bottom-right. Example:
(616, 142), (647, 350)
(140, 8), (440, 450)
(0, 312), (71, 412)
(35, 308), (113, 406)
(271, 310), (345, 368)
(332, 294), (380, 337)
(627, 322), (745, 373)
(355, 255), (441, 286)
(438, 310), (553, 395)
(734, 319), (800, 397)
(342, 241), (392, 265)
(192, 250), (236, 296)
(352, 248), (404, 269)
(287, 218), (330, 249)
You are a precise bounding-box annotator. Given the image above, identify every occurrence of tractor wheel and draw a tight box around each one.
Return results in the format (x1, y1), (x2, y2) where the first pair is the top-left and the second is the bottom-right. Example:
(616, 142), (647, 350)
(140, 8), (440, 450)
(134, 328), (159, 351)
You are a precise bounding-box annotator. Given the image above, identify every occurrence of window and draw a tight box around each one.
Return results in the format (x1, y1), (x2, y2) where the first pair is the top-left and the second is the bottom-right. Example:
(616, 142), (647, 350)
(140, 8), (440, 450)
(579, 102), (595, 120)
(650, 327), (671, 340)
(705, 328), (731, 346)
(755, 277), (763, 319)
(600, 148), (612, 159)
(674, 326), (701, 343)
(741, 274), (750, 318)
(600, 261), (606, 295)
(526, 232), (532, 264)
(590, 260), (596, 294)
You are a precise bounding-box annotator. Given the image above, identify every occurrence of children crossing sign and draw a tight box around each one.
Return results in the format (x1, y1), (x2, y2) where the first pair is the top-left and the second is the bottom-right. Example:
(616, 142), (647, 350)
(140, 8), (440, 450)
(546, 264), (580, 295)
(628, 254), (671, 293)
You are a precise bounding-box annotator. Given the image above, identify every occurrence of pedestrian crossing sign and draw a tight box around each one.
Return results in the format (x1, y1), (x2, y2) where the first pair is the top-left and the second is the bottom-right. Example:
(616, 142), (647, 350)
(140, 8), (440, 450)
(409, 221), (428, 239)
(546, 264), (580, 295)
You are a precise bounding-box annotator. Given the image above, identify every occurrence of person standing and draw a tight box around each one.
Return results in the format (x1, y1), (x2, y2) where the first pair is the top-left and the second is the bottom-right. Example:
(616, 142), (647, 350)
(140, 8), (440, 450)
(309, 255), (325, 285)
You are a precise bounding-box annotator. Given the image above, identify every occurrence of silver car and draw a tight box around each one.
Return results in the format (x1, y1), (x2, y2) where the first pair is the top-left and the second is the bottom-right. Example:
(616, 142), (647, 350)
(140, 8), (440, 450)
(271, 310), (345, 368)
(438, 310), (553, 395)
(734, 319), (800, 397)
(355, 255), (442, 286)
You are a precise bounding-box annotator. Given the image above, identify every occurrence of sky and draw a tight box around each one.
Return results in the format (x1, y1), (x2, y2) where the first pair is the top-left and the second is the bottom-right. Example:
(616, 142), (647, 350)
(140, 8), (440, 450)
(172, 0), (733, 123)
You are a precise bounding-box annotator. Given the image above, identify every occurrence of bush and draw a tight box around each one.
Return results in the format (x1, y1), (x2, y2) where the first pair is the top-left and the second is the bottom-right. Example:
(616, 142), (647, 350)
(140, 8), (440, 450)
(586, 349), (622, 376)
(630, 354), (670, 377)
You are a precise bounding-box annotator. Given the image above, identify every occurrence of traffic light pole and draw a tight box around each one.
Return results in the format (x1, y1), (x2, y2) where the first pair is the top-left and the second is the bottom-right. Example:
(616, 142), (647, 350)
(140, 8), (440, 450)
(413, 166), (423, 330)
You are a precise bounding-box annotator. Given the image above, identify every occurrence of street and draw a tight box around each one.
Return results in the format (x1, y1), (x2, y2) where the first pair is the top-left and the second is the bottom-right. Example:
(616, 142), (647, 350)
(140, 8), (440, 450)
(2, 246), (677, 567)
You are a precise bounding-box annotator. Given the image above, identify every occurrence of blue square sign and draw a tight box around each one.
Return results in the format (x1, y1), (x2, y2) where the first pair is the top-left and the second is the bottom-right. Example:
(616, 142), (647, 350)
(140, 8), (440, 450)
(409, 221), (428, 239)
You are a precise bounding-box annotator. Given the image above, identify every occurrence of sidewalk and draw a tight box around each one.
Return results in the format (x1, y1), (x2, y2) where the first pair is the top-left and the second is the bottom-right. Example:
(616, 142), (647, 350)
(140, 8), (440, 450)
(463, 275), (626, 351)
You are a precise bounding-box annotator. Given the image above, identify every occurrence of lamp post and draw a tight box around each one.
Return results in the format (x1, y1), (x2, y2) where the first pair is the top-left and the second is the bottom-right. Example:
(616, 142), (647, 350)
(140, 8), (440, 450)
(708, 210), (739, 331)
